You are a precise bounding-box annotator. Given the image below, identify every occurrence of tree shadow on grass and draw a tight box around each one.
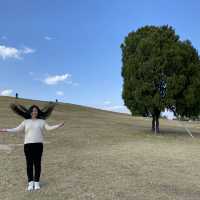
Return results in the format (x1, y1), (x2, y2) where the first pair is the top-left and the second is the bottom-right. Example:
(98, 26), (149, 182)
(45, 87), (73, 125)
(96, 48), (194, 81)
(154, 127), (200, 138)
(138, 126), (195, 138)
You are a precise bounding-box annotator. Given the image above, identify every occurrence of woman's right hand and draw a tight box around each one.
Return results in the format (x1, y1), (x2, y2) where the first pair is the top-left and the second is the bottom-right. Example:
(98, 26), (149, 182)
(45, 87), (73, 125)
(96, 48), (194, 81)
(0, 128), (7, 132)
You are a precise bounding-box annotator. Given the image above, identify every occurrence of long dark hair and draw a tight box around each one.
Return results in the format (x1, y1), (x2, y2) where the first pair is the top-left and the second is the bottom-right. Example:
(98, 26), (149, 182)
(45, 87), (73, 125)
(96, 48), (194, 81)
(9, 102), (56, 119)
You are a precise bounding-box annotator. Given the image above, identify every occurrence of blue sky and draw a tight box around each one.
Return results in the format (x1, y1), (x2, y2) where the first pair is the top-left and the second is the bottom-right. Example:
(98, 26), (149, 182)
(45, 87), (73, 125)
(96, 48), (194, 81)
(0, 0), (200, 114)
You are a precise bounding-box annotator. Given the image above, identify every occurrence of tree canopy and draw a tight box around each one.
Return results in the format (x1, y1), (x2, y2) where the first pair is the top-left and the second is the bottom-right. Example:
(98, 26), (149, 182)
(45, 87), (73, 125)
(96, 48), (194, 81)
(121, 25), (200, 132)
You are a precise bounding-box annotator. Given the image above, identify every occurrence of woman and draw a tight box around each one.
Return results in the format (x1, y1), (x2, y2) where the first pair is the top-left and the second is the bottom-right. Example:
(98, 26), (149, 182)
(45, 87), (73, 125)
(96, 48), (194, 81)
(0, 102), (64, 191)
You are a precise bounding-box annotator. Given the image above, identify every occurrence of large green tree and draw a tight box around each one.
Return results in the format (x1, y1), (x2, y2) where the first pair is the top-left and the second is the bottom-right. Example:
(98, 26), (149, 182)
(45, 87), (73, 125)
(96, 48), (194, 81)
(121, 25), (200, 133)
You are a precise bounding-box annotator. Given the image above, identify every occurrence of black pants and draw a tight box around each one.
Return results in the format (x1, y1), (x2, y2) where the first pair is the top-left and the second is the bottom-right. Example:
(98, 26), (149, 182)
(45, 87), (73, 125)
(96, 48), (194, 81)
(24, 143), (43, 182)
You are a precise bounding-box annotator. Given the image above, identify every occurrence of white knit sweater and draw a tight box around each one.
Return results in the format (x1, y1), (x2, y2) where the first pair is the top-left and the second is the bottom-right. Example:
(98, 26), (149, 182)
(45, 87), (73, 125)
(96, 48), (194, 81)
(6, 119), (61, 144)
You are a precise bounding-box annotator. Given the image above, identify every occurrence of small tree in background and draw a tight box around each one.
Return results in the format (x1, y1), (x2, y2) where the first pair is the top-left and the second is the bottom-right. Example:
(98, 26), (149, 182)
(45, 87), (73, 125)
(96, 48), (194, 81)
(121, 25), (200, 133)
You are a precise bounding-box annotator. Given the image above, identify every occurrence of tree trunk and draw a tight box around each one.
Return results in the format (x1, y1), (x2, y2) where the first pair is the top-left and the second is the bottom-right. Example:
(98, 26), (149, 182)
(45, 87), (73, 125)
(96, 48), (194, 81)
(151, 112), (160, 134)
(152, 115), (155, 132)
(155, 114), (160, 133)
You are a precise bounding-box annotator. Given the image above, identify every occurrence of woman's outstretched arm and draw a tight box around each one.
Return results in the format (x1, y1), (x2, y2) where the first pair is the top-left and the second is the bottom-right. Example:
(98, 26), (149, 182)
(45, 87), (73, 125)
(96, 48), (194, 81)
(0, 120), (25, 133)
(44, 121), (64, 131)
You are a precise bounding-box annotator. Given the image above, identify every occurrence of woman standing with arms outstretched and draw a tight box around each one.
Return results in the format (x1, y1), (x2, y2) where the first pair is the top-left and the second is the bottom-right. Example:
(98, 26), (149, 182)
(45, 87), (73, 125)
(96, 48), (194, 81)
(0, 102), (64, 191)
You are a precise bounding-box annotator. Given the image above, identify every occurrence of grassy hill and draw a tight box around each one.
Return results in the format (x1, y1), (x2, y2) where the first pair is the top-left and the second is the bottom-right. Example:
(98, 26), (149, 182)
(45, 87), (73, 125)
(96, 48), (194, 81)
(0, 96), (200, 200)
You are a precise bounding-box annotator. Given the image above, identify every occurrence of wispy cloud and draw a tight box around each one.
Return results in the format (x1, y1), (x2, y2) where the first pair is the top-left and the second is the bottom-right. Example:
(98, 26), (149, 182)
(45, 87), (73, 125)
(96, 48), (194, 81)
(44, 36), (53, 41)
(28, 71), (42, 82)
(56, 91), (64, 96)
(1, 36), (7, 40)
(106, 105), (124, 110)
(104, 105), (130, 114)
(0, 45), (35, 60)
(22, 47), (35, 54)
(72, 82), (79, 86)
(103, 100), (112, 105)
(32, 72), (79, 86)
(99, 100), (130, 114)
(29, 71), (34, 76)
(65, 80), (79, 86)
(44, 73), (71, 85)
(0, 89), (13, 96)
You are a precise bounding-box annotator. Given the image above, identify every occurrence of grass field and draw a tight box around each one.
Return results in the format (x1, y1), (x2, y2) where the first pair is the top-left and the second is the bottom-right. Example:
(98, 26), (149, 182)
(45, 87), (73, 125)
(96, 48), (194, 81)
(1, 96), (200, 200)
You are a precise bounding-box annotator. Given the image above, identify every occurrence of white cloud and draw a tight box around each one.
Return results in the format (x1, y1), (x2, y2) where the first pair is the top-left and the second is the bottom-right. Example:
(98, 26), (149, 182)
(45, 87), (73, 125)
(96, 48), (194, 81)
(56, 91), (64, 96)
(44, 73), (71, 85)
(44, 36), (53, 41)
(0, 45), (20, 59)
(1, 89), (13, 96)
(38, 72), (79, 86)
(0, 45), (35, 60)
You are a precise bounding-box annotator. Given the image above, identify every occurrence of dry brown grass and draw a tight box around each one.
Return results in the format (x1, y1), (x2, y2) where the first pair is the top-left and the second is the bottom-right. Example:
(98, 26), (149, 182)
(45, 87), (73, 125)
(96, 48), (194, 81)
(1, 96), (200, 200)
